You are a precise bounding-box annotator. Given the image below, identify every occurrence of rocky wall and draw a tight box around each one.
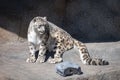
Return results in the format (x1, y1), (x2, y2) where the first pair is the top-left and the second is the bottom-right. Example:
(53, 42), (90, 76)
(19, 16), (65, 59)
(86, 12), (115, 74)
(0, 0), (120, 42)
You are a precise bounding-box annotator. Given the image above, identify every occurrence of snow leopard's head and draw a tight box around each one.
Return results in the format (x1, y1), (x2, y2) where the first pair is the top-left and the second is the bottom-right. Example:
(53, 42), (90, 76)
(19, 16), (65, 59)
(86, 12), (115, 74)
(32, 16), (49, 34)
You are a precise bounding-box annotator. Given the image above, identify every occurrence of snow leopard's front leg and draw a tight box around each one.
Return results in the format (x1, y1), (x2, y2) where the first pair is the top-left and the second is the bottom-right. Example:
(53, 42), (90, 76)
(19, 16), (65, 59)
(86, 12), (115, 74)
(36, 43), (47, 63)
(48, 42), (65, 63)
(26, 42), (36, 63)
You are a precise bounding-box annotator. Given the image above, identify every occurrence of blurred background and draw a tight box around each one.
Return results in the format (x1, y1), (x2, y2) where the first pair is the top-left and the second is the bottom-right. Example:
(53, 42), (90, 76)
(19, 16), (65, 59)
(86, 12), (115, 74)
(0, 0), (120, 42)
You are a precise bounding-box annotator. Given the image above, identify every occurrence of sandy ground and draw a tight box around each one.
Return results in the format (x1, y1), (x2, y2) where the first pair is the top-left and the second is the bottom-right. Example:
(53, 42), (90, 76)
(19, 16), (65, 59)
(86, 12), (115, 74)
(0, 41), (120, 80)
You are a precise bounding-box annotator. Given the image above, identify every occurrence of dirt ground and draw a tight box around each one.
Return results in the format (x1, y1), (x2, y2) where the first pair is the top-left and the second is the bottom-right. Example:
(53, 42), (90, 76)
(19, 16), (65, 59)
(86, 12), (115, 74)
(0, 40), (120, 80)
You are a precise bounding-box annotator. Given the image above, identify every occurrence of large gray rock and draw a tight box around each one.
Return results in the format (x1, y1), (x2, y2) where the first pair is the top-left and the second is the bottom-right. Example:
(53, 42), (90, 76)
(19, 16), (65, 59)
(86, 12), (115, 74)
(0, 41), (120, 80)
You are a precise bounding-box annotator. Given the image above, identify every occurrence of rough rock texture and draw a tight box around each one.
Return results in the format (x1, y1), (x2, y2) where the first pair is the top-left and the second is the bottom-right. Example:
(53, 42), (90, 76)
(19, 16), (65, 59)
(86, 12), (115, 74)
(0, 0), (120, 42)
(0, 41), (120, 80)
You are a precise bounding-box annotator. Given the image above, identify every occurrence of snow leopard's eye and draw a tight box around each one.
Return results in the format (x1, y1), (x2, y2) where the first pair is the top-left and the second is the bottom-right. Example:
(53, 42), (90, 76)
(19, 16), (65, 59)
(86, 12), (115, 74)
(38, 25), (41, 29)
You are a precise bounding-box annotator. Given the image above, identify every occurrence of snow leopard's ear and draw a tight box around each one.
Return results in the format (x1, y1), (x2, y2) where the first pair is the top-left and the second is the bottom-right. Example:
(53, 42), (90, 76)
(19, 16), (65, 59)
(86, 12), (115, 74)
(33, 16), (39, 23)
(33, 18), (36, 23)
(43, 16), (47, 21)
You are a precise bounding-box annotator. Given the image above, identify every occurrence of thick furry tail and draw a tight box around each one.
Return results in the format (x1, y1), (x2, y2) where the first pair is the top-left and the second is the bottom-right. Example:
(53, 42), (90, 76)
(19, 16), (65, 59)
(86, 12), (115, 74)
(73, 39), (109, 65)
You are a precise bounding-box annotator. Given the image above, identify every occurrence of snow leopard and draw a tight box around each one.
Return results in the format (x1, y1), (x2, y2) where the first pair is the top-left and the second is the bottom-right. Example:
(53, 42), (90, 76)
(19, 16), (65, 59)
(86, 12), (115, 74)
(26, 16), (109, 65)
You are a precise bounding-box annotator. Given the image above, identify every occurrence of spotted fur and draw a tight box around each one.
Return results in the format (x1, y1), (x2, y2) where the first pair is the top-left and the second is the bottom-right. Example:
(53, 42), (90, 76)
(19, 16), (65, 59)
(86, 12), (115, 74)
(26, 16), (109, 65)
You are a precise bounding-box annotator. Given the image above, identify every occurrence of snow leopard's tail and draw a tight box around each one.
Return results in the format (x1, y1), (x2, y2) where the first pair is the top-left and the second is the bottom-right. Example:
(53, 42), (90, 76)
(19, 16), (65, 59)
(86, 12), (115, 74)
(73, 39), (109, 65)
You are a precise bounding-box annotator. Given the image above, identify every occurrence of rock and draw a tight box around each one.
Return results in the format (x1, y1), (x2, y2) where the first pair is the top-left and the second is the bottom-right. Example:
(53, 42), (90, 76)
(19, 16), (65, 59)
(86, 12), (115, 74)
(0, 41), (120, 80)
